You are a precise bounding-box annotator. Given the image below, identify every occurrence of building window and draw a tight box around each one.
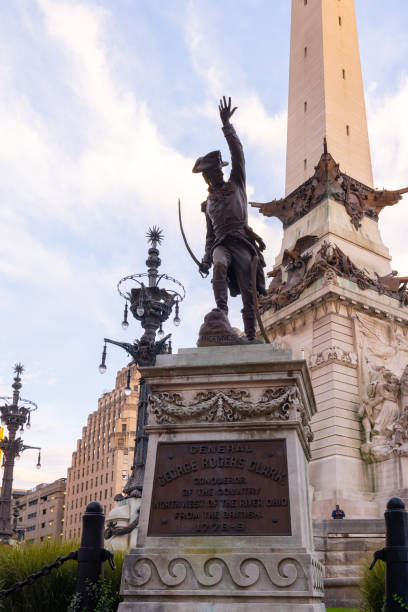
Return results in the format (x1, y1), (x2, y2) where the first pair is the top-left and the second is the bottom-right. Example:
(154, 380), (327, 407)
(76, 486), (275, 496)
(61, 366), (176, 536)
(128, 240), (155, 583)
(26, 525), (36, 532)
(28, 512), (37, 519)
(304, 46), (307, 57)
(50, 507), (54, 513)
(121, 424), (126, 433)
(304, 101), (307, 112)
(28, 499), (38, 507)
(41, 522), (45, 529)
(49, 521), (54, 527)
(346, 124), (350, 136)
(304, 159), (307, 170)
(104, 489), (107, 499)
(342, 68), (346, 79)
(338, 16), (342, 26)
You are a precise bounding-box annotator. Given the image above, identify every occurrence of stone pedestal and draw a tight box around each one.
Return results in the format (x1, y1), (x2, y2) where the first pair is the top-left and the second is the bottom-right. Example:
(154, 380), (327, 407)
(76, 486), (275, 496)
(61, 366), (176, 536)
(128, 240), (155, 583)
(119, 345), (325, 611)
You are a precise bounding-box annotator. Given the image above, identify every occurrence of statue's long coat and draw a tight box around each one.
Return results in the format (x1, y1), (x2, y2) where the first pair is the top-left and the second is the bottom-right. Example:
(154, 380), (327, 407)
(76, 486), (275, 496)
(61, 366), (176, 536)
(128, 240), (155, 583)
(202, 123), (266, 297)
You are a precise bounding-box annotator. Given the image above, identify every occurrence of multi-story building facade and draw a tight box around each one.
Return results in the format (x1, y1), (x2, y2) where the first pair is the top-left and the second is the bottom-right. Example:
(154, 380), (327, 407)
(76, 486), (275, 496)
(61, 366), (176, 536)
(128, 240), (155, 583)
(14, 478), (66, 543)
(63, 365), (138, 541)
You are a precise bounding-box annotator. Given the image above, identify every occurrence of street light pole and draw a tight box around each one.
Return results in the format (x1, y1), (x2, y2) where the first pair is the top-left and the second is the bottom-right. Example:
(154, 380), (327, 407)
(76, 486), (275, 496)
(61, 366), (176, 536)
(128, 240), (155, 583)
(0, 364), (41, 542)
(99, 227), (185, 499)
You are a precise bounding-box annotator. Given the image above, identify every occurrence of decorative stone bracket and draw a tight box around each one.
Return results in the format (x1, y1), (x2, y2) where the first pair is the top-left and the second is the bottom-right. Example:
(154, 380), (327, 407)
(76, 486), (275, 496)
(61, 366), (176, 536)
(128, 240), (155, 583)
(309, 346), (358, 369)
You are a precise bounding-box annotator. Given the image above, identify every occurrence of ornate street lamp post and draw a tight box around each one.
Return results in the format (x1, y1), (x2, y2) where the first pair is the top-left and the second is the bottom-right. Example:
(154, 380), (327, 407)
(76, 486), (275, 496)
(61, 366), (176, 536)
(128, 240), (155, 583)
(99, 227), (185, 498)
(0, 364), (41, 542)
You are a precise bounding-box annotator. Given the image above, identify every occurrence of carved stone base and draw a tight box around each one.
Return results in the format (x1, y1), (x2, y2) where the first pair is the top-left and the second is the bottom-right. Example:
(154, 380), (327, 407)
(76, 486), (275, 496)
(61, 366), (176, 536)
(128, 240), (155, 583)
(120, 551), (324, 611)
(197, 308), (244, 346)
(120, 603), (325, 612)
(118, 346), (324, 610)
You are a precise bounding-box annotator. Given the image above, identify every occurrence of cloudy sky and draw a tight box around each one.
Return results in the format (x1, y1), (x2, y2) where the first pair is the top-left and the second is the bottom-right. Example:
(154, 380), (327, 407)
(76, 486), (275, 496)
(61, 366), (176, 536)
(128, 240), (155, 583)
(1, 0), (408, 490)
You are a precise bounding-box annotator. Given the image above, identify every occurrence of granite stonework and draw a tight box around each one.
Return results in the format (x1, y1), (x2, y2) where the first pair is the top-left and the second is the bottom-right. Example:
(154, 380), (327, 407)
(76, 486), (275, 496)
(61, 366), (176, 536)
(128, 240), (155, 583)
(118, 345), (325, 611)
(255, 196), (408, 524)
(313, 519), (385, 609)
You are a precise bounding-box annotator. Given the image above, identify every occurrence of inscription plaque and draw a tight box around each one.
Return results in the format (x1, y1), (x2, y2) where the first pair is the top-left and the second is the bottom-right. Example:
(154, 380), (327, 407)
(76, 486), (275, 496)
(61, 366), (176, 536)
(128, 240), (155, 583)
(148, 439), (291, 536)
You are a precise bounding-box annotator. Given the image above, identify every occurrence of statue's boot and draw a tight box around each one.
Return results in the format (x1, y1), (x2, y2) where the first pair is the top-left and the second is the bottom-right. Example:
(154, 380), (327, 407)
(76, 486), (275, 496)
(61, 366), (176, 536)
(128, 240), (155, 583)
(242, 307), (262, 343)
(242, 308), (255, 341)
(213, 280), (229, 314)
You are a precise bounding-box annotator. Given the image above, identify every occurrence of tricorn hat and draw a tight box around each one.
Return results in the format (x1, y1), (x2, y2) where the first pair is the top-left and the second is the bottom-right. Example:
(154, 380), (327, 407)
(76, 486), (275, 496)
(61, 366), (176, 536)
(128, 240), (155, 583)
(192, 150), (229, 174)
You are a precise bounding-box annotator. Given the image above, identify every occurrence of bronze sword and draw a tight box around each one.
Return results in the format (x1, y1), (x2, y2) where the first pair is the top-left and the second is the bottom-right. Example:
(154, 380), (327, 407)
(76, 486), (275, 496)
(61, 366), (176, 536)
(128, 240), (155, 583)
(251, 256), (270, 344)
(178, 199), (208, 278)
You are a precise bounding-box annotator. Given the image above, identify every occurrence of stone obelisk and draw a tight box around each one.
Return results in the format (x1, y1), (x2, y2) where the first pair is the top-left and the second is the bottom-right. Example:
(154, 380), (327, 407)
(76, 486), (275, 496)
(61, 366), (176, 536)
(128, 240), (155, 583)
(252, 0), (408, 524)
(286, 0), (373, 195)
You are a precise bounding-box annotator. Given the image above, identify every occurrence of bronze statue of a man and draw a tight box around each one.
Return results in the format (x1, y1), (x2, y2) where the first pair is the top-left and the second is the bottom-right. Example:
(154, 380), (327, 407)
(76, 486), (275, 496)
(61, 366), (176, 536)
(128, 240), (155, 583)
(192, 96), (266, 342)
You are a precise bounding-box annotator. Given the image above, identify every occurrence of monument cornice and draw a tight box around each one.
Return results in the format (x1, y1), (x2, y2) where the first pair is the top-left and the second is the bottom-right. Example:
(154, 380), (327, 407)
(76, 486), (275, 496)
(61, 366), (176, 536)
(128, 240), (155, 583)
(140, 358), (315, 420)
(261, 277), (408, 335)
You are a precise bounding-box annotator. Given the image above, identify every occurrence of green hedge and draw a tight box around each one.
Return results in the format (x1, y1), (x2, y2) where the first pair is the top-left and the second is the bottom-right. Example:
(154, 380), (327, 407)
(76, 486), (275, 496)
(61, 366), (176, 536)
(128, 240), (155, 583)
(360, 558), (385, 612)
(0, 540), (124, 612)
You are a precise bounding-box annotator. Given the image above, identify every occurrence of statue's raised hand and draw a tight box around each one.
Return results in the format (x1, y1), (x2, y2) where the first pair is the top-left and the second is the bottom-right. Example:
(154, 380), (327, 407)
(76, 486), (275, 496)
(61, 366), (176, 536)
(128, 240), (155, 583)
(219, 96), (237, 126)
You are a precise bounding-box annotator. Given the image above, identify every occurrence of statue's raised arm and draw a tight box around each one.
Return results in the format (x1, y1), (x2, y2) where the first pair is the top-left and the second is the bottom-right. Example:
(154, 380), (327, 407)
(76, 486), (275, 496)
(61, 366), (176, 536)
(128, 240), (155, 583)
(219, 96), (245, 189)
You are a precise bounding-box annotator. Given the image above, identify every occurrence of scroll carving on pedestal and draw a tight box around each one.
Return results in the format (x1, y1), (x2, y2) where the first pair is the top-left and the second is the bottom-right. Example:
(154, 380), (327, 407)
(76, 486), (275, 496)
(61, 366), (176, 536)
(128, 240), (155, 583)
(148, 387), (302, 424)
(121, 553), (323, 595)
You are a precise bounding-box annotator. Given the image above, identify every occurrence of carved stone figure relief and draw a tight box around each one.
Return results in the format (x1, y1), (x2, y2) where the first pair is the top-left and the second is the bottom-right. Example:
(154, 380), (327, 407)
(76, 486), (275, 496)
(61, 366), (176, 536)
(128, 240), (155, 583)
(353, 313), (408, 378)
(359, 365), (400, 462)
(353, 314), (408, 462)
(259, 241), (408, 313)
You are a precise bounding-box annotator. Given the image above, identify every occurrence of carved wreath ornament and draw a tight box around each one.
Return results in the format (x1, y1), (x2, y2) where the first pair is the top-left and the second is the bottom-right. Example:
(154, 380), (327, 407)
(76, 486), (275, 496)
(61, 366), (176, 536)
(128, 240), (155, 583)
(148, 386), (301, 424)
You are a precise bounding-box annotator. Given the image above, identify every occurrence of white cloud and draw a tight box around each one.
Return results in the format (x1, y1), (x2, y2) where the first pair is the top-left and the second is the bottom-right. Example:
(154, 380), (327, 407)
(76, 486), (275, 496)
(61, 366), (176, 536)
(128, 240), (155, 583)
(367, 74), (408, 273)
(0, 0), (208, 236)
(182, 0), (286, 194)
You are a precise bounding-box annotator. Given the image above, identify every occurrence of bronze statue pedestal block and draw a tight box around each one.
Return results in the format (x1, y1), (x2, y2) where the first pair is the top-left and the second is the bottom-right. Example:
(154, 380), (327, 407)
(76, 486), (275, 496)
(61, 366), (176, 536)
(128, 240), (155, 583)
(118, 346), (325, 611)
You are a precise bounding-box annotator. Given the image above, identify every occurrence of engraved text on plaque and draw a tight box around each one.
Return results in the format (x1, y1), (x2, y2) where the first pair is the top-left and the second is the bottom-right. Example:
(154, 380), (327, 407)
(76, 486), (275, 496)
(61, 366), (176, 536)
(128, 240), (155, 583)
(148, 439), (291, 536)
